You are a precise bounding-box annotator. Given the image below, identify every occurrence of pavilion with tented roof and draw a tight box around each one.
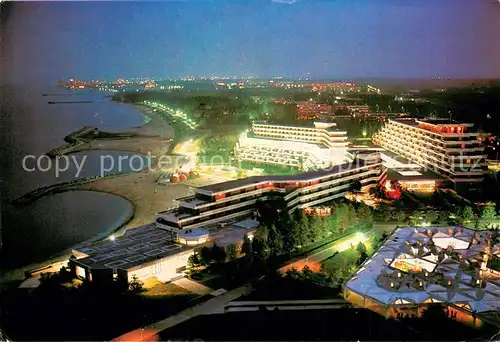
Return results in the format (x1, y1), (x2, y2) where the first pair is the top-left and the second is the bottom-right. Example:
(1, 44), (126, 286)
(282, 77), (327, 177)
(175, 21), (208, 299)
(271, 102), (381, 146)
(344, 226), (500, 328)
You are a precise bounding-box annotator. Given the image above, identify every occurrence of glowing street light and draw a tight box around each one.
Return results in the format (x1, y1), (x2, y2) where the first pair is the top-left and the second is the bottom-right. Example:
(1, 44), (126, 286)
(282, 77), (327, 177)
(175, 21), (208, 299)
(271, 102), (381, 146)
(109, 235), (116, 241)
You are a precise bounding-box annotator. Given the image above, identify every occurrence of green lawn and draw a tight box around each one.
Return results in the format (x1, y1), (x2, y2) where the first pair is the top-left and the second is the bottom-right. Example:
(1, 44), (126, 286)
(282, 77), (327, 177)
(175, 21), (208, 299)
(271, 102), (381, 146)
(322, 241), (374, 274)
(322, 249), (358, 273)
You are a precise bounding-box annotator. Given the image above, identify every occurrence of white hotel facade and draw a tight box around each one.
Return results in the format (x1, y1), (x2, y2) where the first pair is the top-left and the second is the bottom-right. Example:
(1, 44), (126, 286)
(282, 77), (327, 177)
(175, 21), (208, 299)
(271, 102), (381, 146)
(235, 121), (349, 171)
(372, 118), (487, 189)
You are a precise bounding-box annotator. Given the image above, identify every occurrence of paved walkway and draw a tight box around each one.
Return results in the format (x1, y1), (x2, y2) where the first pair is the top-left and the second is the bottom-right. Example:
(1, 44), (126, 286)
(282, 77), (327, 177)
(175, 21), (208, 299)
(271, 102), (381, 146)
(280, 232), (371, 274)
(280, 223), (398, 274)
(172, 278), (213, 295)
(113, 283), (253, 341)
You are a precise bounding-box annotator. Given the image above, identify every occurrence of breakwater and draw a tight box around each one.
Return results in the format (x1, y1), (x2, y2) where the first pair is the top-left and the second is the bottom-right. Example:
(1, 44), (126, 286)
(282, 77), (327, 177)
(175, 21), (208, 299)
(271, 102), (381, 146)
(46, 126), (140, 158)
(48, 100), (95, 104)
(11, 172), (130, 206)
(42, 93), (83, 96)
(47, 126), (98, 157)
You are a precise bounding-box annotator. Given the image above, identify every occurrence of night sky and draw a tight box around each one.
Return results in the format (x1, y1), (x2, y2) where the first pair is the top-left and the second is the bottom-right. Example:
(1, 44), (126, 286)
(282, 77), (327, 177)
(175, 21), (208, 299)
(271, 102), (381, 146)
(2, 0), (500, 84)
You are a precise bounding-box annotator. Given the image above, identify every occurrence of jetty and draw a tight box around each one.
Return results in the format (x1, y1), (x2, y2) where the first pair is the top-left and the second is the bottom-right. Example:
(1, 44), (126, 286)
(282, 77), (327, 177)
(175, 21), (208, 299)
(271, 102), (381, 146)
(46, 126), (148, 158)
(11, 173), (128, 206)
(42, 93), (83, 96)
(48, 100), (95, 104)
(47, 126), (98, 157)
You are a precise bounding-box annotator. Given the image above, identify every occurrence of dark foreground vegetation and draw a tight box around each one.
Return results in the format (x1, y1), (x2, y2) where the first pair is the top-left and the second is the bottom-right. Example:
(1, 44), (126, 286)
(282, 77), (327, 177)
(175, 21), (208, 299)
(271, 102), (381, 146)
(159, 304), (495, 341)
(0, 269), (196, 341)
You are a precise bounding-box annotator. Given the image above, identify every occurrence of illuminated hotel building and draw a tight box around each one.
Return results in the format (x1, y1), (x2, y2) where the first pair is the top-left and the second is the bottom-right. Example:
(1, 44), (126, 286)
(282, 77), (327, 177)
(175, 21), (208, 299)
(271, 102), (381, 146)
(372, 118), (488, 188)
(156, 153), (383, 232)
(235, 121), (349, 171)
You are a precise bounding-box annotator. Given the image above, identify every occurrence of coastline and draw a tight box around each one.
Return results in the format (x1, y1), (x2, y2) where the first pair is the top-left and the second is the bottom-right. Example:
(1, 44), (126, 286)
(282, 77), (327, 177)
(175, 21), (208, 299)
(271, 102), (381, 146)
(1, 189), (136, 286)
(2, 100), (190, 284)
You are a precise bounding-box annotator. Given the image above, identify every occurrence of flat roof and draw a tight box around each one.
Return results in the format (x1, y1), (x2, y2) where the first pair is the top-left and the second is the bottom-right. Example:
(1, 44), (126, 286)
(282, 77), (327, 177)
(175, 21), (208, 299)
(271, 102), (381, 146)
(392, 118), (475, 129)
(418, 119), (473, 126)
(232, 219), (260, 229)
(252, 120), (343, 132)
(386, 168), (445, 181)
(197, 159), (370, 194)
(178, 228), (209, 238)
(245, 133), (330, 150)
(73, 224), (193, 271)
(345, 226), (500, 314)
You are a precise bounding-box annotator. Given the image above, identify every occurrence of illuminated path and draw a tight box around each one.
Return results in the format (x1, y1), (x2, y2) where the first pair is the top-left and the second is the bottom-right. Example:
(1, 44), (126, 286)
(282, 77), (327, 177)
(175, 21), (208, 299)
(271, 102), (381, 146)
(280, 222), (397, 274)
(114, 283), (253, 341)
(114, 223), (398, 341)
(280, 232), (370, 274)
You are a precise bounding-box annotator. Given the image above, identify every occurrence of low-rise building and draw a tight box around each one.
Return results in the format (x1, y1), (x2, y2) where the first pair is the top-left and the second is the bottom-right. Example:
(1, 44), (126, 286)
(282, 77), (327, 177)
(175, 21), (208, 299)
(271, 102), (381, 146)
(69, 222), (255, 287)
(156, 152), (383, 233)
(70, 224), (194, 288)
(344, 226), (500, 328)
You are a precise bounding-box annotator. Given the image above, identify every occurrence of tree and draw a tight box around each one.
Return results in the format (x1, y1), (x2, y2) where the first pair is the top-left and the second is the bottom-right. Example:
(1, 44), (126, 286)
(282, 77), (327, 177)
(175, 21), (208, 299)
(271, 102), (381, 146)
(128, 275), (143, 292)
(226, 245), (238, 261)
(480, 205), (498, 229)
(350, 180), (362, 194)
(290, 211), (310, 248)
(242, 236), (253, 257)
(302, 265), (314, 279)
(425, 211), (439, 225)
(253, 237), (270, 261)
(211, 243), (227, 264)
(394, 211), (406, 223)
(460, 206), (475, 225)
(334, 204), (349, 234)
(255, 224), (269, 242)
(356, 205), (373, 229)
(187, 252), (202, 269)
(357, 251), (369, 266)
(371, 236), (380, 251)
(306, 215), (325, 243)
(409, 211), (423, 226)
(268, 224), (284, 255)
(199, 246), (212, 265)
(285, 267), (301, 279)
(356, 242), (368, 255)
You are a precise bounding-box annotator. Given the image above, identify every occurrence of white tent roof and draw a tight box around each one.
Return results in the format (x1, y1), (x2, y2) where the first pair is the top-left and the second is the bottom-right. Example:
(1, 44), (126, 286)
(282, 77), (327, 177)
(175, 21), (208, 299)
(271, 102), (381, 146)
(344, 226), (500, 309)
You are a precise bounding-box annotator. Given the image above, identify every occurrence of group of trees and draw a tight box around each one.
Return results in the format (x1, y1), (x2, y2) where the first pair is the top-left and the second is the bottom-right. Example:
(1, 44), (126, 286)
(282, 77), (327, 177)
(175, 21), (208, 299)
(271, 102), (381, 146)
(188, 243), (234, 269)
(335, 118), (384, 139)
(379, 204), (499, 229)
(198, 135), (236, 162)
(114, 90), (301, 130)
(253, 200), (373, 259)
